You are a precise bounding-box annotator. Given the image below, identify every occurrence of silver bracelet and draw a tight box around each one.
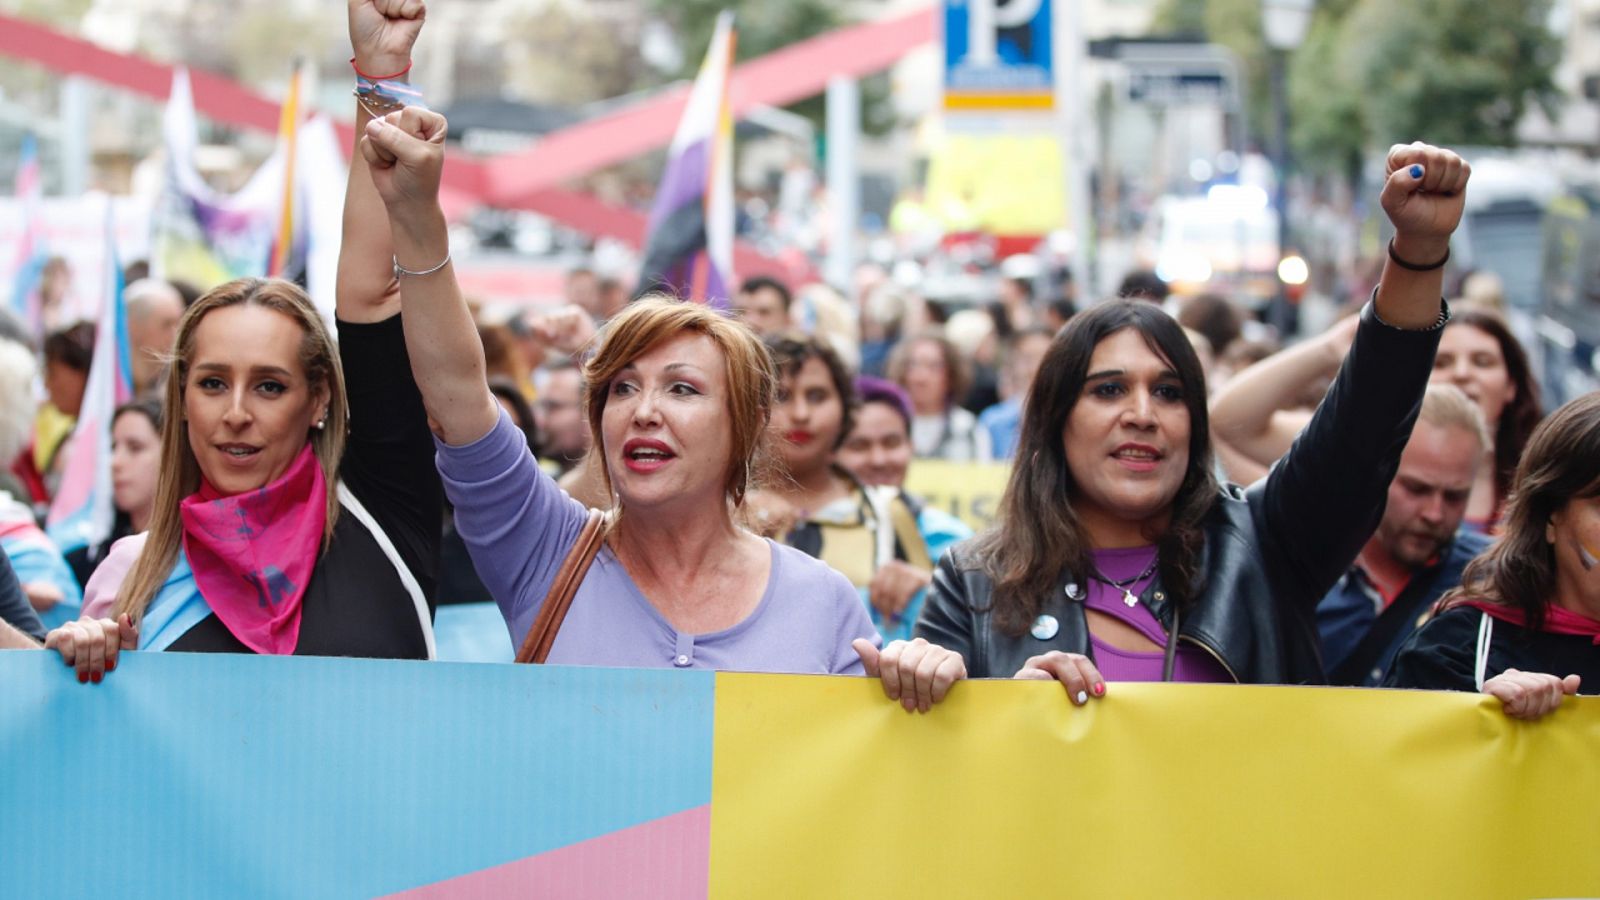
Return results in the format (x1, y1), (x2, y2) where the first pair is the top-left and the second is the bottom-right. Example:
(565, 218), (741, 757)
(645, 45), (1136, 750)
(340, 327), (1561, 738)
(393, 253), (451, 279)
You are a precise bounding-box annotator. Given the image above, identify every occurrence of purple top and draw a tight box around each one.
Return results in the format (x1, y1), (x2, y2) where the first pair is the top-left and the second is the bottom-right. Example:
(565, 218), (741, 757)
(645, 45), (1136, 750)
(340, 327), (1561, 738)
(1084, 546), (1233, 683)
(435, 411), (879, 674)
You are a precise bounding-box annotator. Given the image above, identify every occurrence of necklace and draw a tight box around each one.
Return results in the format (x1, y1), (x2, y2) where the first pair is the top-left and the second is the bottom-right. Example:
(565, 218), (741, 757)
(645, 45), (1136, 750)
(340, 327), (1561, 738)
(1089, 557), (1159, 608)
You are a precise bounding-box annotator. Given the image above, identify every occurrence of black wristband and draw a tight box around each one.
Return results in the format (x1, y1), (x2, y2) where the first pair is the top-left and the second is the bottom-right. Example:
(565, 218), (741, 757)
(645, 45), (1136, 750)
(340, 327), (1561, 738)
(1387, 237), (1450, 272)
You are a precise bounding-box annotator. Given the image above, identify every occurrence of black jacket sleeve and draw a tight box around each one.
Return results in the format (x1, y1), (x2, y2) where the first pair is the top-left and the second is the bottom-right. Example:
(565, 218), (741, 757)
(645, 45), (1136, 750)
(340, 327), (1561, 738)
(0, 552), (45, 642)
(917, 547), (980, 671)
(1383, 606), (1482, 693)
(1250, 299), (1446, 613)
(335, 314), (443, 607)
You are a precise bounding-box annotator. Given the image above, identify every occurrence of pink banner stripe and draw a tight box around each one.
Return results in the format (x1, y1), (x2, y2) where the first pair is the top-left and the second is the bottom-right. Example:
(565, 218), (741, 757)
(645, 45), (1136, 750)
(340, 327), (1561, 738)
(387, 805), (711, 900)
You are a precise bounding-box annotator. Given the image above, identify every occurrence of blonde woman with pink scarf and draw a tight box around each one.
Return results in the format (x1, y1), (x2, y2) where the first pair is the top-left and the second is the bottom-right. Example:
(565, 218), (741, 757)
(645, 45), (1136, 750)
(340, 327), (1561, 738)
(44, 2), (440, 680)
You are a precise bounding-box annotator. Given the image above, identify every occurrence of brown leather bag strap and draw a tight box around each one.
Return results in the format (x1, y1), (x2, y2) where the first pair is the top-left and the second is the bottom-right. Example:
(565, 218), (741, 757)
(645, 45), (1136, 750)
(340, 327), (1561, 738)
(516, 508), (606, 664)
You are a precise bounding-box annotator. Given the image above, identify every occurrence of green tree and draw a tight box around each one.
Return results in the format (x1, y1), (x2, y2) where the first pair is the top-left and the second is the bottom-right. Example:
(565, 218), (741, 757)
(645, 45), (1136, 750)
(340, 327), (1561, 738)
(1286, 4), (1365, 181)
(1293, 0), (1559, 179)
(1337, 0), (1561, 148)
(1157, 0), (1561, 177)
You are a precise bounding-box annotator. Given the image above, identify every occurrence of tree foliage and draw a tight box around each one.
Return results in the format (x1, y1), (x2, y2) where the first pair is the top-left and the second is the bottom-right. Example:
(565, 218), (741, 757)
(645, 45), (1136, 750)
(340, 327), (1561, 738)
(1156, 0), (1563, 177)
(1328, 0), (1561, 149)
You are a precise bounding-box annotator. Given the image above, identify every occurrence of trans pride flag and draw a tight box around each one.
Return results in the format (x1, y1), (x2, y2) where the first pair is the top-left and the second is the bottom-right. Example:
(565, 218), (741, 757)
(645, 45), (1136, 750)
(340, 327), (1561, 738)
(45, 203), (132, 554)
(637, 11), (737, 307)
(9, 133), (46, 336)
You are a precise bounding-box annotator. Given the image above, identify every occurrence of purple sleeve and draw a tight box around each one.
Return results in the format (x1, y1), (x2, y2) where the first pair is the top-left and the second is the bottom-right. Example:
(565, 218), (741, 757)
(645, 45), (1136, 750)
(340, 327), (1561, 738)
(434, 409), (589, 637)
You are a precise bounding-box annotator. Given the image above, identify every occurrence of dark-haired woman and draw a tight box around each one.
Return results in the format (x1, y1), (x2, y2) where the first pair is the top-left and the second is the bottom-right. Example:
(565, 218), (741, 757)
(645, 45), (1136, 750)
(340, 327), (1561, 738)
(917, 143), (1472, 699)
(65, 399), (163, 589)
(1431, 308), (1542, 533)
(753, 334), (947, 645)
(1385, 392), (1600, 719)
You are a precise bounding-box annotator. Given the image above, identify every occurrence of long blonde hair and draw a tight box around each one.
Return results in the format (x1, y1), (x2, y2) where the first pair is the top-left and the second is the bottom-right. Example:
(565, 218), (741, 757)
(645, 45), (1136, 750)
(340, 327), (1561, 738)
(115, 278), (347, 623)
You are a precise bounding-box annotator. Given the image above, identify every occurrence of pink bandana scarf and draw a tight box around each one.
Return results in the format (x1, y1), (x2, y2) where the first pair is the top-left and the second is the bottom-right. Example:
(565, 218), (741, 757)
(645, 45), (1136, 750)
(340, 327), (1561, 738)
(179, 444), (326, 655)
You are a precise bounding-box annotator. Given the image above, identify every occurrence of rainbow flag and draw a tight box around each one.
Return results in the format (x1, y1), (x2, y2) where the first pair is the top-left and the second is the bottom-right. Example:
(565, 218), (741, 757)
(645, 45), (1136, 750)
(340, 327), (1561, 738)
(45, 203), (132, 554)
(637, 11), (737, 307)
(267, 61), (307, 281)
(150, 68), (278, 292)
(8, 133), (46, 336)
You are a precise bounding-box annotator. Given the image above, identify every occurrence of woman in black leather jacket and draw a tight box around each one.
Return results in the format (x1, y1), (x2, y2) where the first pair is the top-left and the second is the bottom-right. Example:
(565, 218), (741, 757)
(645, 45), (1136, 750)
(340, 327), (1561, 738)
(912, 142), (1471, 703)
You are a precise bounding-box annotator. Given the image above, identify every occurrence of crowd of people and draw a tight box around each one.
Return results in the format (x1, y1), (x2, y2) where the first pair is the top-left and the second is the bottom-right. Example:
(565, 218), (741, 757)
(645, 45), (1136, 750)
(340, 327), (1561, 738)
(1, 1), (1594, 725)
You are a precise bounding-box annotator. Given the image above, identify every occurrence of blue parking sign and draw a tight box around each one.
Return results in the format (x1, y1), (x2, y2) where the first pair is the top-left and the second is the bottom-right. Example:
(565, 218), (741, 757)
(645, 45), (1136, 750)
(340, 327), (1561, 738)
(944, 0), (1055, 111)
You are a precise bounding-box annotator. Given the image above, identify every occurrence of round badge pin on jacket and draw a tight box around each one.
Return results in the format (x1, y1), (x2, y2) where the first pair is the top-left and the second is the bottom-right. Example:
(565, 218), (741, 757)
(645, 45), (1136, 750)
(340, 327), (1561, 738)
(1031, 614), (1059, 641)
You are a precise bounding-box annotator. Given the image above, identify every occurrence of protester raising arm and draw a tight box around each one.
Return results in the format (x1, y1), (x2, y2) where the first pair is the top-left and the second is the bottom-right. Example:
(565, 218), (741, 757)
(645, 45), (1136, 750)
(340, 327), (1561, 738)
(1208, 315), (1356, 479)
(916, 143), (1469, 693)
(359, 109), (496, 446)
(339, 0), (426, 326)
(360, 107), (972, 704)
(1250, 144), (1469, 616)
(36, 2), (443, 682)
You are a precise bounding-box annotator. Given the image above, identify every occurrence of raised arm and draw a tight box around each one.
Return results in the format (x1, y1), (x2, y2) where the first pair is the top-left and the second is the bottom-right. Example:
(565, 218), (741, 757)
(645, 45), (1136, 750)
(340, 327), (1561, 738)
(1372, 143), (1468, 328)
(361, 108), (498, 445)
(337, 0), (425, 325)
(1209, 316), (1354, 472)
(1252, 143), (1468, 606)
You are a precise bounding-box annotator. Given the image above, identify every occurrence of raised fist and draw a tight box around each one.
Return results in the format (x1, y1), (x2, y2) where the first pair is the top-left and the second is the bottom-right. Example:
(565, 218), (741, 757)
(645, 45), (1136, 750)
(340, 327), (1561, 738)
(360, 106), (448, 214)
(349, 0), (426, 79)
(1380, 142), (1471, 261)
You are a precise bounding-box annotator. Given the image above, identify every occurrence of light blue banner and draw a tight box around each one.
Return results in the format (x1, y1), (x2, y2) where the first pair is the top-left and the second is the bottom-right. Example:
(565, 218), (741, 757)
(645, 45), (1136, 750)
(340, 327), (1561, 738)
(1, 652), (713, 898)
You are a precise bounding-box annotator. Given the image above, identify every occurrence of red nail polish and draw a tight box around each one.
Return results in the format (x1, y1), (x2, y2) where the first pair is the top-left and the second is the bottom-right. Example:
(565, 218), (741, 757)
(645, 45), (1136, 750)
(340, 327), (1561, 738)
(1093, 683), (1105, 696)
(91, 672), (102, 684)
(106, 659), (115, 672)
(78, 672), (88, 684)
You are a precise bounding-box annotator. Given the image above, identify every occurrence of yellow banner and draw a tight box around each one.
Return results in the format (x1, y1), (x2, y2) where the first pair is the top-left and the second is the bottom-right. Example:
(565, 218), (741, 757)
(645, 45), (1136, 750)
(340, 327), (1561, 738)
(711, 677), (1600, 898)
(904, 459), (1011, 531)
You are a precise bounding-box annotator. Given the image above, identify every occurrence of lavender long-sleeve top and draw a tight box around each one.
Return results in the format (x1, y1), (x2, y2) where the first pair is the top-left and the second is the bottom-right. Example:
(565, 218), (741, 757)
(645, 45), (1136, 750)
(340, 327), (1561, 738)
(435, 411), (879, 673)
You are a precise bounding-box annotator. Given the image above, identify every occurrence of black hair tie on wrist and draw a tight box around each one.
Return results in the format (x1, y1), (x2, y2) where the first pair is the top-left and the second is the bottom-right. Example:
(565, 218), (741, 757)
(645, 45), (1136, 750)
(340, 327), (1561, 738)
(1387, 237), (1450, 272)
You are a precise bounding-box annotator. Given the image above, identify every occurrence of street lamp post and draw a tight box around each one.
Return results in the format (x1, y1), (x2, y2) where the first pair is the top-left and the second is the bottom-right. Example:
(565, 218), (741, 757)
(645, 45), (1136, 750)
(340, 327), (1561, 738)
(1261, 0), (1313, 337)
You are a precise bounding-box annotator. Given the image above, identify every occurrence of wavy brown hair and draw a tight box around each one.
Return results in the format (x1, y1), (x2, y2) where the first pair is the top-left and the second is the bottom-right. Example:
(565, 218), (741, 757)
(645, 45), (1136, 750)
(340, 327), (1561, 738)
(582, 295), (777, 513)
(1438, 310), (1542, 511)
(975, 300), (1219, 636)
(1440, 391), (1600, 631)
(116, 279), (346, 623)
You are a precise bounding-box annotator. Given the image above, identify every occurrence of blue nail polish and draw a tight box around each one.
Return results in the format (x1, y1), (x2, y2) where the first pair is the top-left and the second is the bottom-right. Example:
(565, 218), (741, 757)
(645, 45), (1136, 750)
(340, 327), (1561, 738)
(1409, 165), (1423, 179)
